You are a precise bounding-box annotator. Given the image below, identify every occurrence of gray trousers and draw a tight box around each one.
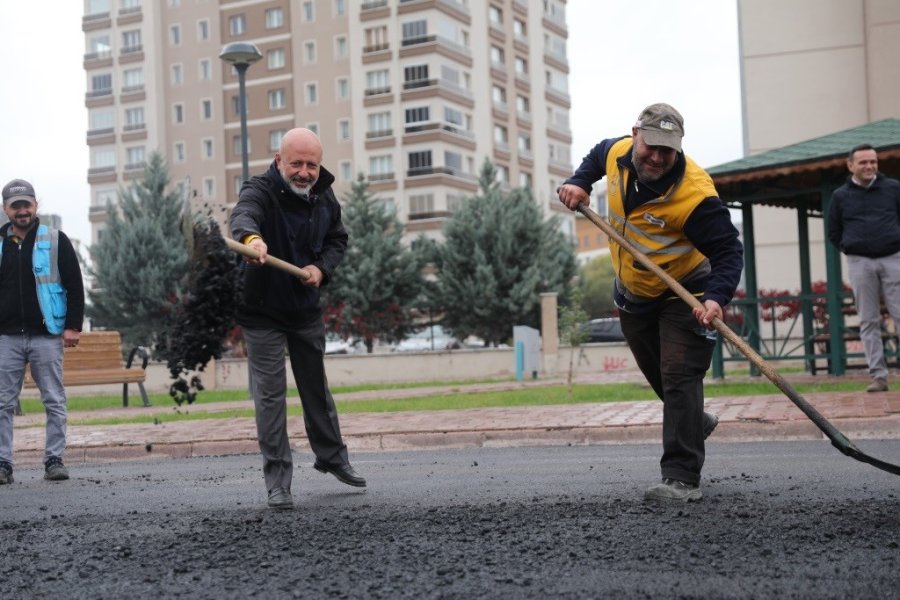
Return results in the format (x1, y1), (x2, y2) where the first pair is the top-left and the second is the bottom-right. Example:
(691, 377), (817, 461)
(846, 251), (900, 380)
(0, 334), (67, 466)
(243, 319), (349, 492)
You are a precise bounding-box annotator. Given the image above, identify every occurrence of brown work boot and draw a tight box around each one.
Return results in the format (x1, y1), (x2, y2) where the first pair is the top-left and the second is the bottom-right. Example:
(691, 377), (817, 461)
(866, 377), (888, 393)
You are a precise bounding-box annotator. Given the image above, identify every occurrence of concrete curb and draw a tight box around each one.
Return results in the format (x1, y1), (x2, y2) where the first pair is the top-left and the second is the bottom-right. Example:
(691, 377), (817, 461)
(12, 416), (899, 468)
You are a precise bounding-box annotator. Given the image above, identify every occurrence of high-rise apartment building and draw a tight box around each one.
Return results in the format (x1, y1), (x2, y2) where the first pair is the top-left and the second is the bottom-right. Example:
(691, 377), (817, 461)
(82, 0), (574, 245)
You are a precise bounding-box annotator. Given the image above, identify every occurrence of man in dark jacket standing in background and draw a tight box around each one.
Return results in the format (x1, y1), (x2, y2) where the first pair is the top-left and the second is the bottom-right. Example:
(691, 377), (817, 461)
(230, 128), (365, 510)
(0, 179), (84, 485)
(827, 144), (900, 393)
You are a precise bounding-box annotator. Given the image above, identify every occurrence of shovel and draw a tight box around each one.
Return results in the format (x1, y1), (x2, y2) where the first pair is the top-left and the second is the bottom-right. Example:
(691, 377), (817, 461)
(576, 202), (900, 477)
(224, 237), (310, 281)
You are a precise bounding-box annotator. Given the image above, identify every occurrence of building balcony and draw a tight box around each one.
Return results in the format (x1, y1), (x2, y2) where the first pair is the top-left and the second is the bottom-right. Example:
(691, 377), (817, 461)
(545, 87), (571, 108)
(404, 168), (478, 191)
(88, 166), (117, 184)
(408, 210), (452, 221)
(362, 43), (391, 64)
(400, 78), (474, 107)
(117, 5), (142, 26)
(86, 128), (115, 145)
(83, 51), (113, 69)
(368, 172), (395, 182)
(542, 13), (568, 37)
(361, 0), (390, 20)
(120, 85), (146, 103)
(399, 0), (470, 24)
(544, 50), (569, 72)
(82, 12), (111, 31)
(399, 35), (472, 66)
(366, 129), (393, 139)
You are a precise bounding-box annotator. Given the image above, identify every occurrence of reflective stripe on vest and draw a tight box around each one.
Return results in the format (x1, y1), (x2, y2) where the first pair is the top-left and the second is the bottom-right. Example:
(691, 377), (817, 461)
(0, 225), (67, 335)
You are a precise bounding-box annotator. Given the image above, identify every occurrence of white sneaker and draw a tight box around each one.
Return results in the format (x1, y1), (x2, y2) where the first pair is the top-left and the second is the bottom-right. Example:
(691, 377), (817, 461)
(644, 478), (702, 502)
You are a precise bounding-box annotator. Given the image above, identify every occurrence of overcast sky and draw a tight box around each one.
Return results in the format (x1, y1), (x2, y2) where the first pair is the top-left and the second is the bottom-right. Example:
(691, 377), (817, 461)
(0, 0), (742, 247)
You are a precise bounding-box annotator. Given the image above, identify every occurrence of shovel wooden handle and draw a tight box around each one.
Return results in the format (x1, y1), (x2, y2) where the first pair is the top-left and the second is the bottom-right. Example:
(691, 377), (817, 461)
(224, 237), (311, 281)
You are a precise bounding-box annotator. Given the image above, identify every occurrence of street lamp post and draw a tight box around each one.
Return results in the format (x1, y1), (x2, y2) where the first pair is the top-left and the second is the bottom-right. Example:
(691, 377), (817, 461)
(219, 42), (263, 184)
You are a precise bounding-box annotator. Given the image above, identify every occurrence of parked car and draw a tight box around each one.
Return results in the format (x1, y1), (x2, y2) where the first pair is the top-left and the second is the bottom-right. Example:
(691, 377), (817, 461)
(579, 317), (625, 343)
(394, 326), (461, 352)
(325, 335), (359, 355)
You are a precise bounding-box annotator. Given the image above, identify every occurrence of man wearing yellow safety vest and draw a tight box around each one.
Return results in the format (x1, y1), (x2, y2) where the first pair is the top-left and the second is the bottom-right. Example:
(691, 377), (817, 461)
(558, 103), (743, 502)
(0, 179), (84, 485)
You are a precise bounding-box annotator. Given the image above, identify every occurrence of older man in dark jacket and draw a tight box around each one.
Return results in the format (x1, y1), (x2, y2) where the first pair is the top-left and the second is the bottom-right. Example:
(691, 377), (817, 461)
(230, 128), (364, 510)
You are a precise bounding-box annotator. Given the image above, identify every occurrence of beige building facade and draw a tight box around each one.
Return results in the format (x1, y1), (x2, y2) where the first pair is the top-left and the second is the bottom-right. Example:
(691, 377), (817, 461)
(82, 0), (575, 245)
(737, 0), (900, 289)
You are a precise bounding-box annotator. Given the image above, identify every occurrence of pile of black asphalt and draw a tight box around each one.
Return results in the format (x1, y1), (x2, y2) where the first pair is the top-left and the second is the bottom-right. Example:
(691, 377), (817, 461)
(2, 442), (897, 599)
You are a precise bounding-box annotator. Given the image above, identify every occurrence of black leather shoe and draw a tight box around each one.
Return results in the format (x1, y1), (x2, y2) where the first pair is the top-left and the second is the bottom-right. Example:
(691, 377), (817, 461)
(313, 460), (367, 488)
(267, 487), (294, 509)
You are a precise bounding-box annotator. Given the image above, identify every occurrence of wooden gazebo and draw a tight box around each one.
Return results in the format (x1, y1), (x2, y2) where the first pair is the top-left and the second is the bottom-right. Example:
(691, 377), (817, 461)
(707, 118), (900, 376)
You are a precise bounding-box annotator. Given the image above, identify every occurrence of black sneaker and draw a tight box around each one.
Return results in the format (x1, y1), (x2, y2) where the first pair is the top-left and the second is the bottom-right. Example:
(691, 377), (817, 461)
(0, 461), (12, 485)
(645, 478), (703, 502)
(44, 457), (69, 481)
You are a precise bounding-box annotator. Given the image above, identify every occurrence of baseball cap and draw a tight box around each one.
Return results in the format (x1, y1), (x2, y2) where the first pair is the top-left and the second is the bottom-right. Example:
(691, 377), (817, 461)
(635, 103), (685, 151)
(2, 179), (36, 206)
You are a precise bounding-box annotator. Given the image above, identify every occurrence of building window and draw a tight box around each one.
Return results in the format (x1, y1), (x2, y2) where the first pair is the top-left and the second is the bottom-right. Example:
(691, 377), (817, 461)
(92, 148), (116, 168)
(492, 85), (507, 105)
(270, 129), (286, 151)
(364, 25), (388, 51)
(201, 99), (212, 120)
(305, 82), (318, 105)
(339, 161), (351, 182)
(516, 94), (530, 114)
(122, 29), (141, 51)
(91, 73), (112, 95)
(173, 103), (184, 124)
(519, 172), (532, 189)
(365, 69), (389, 94)
(268, 89), (286, 110)
(265, 7), (284, 29)
(306, 122), (319, 135)
(197, 19), (209, 41)
(231, 94), (249, 116)
(338, 119), (350, 141)
(171, 64), (183, 85)
(367, 112), (391, 137)
(369, 155), (393, 179)
(124, 107), (144, 129)
(514, 18), (526, 36)
(229, 14), (246, 36)
(203, 177), (215, 198)
(409, 193), (434, 215)
(94, 189), (116, 208)
(495, 165), (509, 184)
(489, 6), (503, 24)
(90, 109), (114, 132)
(199, 59), (211, 81)
(334, 0), (346, 17)
(336, 78), (349, 100)
(403, 64), (429, 87)
(123, 68), (143, 90)
(490, 46), (504, 64)
(304, 41), (316, 64)
(302, 1), (314, 22)
(494, 124), (508, 144)
(173, 142), (185, 163)
(405, 106), (429, 125)
(169, 24), (180, 46)
(515, 56), (528, 75)
(202, 138), (214, 159)
(87, 0), (110, 15)
(335, 36), (348, 58)
(408, 150), (432, 174)
(445, 151), (462, 173)
(402, 20), (427, 43)
(444, 107), (463, 130)
(127, 146), (146, 167)
(518, 133), (531, 152)
(268, 48), (285, 70)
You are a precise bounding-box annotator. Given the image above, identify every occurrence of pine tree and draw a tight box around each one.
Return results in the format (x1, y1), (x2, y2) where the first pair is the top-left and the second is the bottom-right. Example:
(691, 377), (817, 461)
(88, 152), (189, 353)
(437, 159), (578, 345)
(579, 253), (617, 318)
(322, 174), (425, 353)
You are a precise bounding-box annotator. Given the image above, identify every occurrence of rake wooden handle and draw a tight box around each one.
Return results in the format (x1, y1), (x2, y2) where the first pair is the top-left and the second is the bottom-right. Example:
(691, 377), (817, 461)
(224, 237), (311, 281)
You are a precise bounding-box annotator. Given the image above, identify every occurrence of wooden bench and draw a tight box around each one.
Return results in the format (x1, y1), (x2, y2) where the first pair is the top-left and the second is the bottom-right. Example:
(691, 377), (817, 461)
(23, 330), (150, 407)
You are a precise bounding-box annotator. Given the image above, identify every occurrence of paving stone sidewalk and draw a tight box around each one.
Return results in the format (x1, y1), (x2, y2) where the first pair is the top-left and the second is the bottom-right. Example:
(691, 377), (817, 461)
(10, 372), (900, 466)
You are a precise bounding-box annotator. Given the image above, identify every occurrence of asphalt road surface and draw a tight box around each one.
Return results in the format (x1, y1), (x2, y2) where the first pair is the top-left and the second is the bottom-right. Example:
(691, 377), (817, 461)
(2, 440), (898, 599)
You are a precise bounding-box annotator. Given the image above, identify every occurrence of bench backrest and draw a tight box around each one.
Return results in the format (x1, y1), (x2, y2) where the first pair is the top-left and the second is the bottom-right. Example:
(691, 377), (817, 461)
(65, 331), (128, 371)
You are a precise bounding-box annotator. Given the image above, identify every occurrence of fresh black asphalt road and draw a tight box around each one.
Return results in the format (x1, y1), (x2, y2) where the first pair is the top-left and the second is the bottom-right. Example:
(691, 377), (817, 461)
(2, 440), (898, 599)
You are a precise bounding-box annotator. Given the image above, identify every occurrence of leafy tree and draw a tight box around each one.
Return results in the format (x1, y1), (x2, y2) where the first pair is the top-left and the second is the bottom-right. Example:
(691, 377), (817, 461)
(578, 253), (617, 318)
(88, 152), (189, 352)
(436, 159), (578, 346)
(322, 174), (425, 353)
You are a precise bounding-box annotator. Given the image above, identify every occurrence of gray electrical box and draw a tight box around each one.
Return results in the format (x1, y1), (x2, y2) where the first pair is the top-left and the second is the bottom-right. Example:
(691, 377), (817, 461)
(513, 325), (541, 381)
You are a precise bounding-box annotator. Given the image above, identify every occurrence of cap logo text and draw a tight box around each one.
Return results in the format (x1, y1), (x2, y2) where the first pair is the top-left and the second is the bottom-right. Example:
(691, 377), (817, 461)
(659, 120), (675, 131)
